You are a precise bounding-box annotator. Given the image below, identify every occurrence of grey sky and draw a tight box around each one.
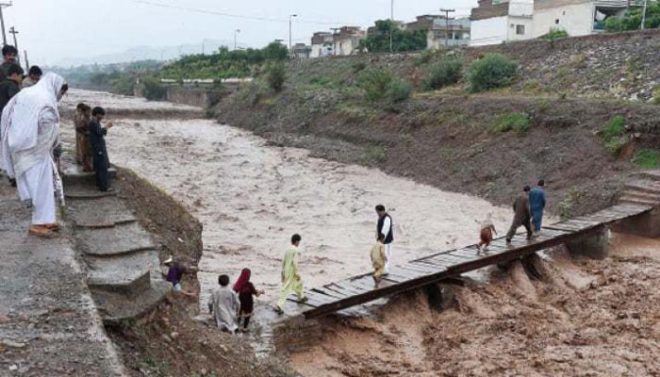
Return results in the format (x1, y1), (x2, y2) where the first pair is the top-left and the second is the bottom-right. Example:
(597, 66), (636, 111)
(7, 0), (477, 66)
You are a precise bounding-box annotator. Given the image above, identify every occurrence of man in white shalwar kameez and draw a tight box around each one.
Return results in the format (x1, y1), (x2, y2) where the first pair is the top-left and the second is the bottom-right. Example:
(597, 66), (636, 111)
(210, 274), (239, 334)
(0, 73), (67, 237)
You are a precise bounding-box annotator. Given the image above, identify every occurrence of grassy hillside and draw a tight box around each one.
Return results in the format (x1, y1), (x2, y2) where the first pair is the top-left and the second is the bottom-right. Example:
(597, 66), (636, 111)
(217, 30), (660, 218)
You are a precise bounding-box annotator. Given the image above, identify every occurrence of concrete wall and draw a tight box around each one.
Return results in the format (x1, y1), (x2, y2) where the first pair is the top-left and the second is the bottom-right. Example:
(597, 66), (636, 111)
(470, 16), (509, 46)
(534, 2), (594, 37)
(507, 15), (535, 41)
(165, 86), (229, 108)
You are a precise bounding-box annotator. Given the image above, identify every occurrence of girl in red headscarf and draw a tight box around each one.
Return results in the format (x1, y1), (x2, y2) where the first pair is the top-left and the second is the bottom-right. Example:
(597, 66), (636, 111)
(233, 268), (264, 332)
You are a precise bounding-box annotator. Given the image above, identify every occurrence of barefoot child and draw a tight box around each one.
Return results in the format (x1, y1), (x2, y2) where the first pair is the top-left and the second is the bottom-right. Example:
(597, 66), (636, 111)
(478, 213), (497, 254)
(370, 234), (387, 288)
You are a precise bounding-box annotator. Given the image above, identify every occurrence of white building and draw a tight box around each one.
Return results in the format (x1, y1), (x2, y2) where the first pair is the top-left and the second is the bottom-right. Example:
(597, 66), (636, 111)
(427, 18), (472, 49)
(332, 26), (366, 56)
(310, 32), (335, 58)
(470, 0), (631, 46)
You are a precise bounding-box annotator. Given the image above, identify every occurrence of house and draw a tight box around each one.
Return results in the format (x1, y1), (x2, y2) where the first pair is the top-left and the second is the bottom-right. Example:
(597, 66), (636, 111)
(427, 17), (472, 49)
(332, 26), (366, 56)
(292, 43), (312, 59)
(469, 0), (632, 46)
(310, 32), (334, 58)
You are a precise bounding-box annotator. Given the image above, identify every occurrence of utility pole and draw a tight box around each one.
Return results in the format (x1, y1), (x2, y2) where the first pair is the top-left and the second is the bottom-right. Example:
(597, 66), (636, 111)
(289, 14), (298, 51)
(23, 49), (28, 70)
(234, 29), (240, 50)
(0, 1), (12, 46)
(640, 0), (648, 30)
(440, 8), (455, 48)
(389, 0), (394, 53)
(9, 25), (18, 63)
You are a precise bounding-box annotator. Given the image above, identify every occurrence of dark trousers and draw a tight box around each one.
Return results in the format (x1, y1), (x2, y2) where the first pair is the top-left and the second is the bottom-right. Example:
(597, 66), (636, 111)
(506, 216), (532, 241)
(93, 153), (110, 191)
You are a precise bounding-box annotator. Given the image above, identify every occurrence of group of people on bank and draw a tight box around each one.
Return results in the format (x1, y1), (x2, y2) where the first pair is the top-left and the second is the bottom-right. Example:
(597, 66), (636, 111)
(0, 44), (114, 238)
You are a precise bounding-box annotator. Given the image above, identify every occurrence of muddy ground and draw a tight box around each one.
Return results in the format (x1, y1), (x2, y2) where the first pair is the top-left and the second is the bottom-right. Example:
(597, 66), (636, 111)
(290, 233), (660, 377)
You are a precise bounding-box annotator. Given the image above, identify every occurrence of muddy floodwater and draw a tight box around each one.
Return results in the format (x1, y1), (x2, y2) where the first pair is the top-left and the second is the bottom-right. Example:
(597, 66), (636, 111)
(72, 110), (524, 307)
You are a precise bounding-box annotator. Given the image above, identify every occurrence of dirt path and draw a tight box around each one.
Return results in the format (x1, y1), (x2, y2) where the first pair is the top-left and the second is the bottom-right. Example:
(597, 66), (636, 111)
(97, 117), (519, 308)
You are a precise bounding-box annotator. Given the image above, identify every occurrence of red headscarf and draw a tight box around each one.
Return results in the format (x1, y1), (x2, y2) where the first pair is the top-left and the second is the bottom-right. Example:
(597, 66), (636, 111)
(233, 268), (251, 293)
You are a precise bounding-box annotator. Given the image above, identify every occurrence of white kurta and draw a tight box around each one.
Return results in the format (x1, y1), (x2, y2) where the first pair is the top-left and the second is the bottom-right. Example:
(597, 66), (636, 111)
(210, 286), (239, 333)
(17, 158), (55, 224)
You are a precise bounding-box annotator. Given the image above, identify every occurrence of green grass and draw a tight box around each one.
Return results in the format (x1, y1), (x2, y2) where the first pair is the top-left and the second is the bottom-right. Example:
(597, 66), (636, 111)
(601, 115), (627, 156)
(492, 112), (532, 133)
(632, 149), (660, 168)
(362, 145), (387, 163)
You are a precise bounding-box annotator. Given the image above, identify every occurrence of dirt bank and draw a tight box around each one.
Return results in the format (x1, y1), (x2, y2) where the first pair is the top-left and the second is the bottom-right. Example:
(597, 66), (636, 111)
(290, 233), (660, 376)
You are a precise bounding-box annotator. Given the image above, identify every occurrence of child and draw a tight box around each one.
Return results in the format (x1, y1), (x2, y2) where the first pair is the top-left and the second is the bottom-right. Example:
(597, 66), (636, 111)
(233, 268), (264, 332)
(478, 213), (497, 254)
(210, 274), (240, 334)
(88, 107), (113, 191)
(74, 103), (92, 171)
(370, 234), (388, 288)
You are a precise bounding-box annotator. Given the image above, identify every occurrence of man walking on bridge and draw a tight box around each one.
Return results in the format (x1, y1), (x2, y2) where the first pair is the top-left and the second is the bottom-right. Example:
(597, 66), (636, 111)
(376, 205), (394, 273)
(275, 234), (307, 314)
(529, 179), (546, 235)
(506, 186), (533, 245)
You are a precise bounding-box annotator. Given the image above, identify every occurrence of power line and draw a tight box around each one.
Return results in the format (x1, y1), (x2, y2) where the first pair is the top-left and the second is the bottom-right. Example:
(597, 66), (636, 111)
(129, 0), (355, 26)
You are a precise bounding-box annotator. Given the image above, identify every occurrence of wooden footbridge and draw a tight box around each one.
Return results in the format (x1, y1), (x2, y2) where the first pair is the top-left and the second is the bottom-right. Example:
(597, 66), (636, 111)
(287, 171), (660, 319)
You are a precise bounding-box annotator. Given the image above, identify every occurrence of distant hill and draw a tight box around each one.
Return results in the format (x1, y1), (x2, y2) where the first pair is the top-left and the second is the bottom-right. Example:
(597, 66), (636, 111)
(52, 39), (236, 67)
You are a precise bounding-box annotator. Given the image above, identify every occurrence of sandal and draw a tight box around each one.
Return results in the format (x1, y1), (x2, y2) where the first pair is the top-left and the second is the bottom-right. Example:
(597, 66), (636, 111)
(28, 225), (57, 238)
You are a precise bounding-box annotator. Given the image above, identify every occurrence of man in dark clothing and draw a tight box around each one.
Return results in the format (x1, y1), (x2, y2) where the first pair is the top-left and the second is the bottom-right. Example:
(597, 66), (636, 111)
(0, 45), (18, 81)
(88, 107), (114, 191)
(505, 186), (533, 245)
(0, 64), (23, 115)
(529, 179), (547, 234)
(375, 204), (394, 273)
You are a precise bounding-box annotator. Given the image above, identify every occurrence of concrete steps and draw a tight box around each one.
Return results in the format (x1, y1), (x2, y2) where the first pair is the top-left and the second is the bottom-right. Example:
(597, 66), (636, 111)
(639, 170), (660, 182)
(67, 196), (137, 228)
(76, 222), (158, 256)
(623, 180), (660, 195)
(62, 163), (117, 186)
(92, 280), (171, 324)
(62, 160), (169, 324)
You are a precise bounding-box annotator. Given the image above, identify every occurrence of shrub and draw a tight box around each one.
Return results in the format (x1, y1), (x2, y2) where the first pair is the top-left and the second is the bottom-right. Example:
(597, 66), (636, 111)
(601, 115), (627, 155)
(142, 77), (167, 101)
(358, 68), (393, 101)
(358, 68), (412, 102)
(362, 145), (386, 163)
(266, 63), (286, 92)
(603, 115), (626, 140)
(541, 27), (569, 41)
(385, 78), (413, 102)
(467, 53), (518, 93)
(632, 149), (660, 168)
(653, 86), (660, 105)
(352, 62), (367, 73)
(492, 112), (531, 133)
(415, 50), (436, 66)
(423, 59), (463, 91)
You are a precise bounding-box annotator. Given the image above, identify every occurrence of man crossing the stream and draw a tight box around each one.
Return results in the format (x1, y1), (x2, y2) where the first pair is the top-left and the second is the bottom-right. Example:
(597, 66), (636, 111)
(376, 205), (394, 273)
(275, 233), (307, 314)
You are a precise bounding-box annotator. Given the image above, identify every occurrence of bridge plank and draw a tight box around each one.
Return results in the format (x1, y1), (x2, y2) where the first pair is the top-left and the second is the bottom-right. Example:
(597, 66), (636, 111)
(327, 283), (368, 296)
(311, 287), (347, 300)
(431, 253), (471, 264)
(397, 263), (441, 274)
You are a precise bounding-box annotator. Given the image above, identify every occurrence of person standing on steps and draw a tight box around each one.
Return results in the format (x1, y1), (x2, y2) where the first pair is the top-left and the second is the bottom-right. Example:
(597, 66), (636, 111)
(210, 274), (240, 334)
(74, 103), (92, 171)
(375, 204), (393, 273)
(275, 234), (307, 315)
(233, 268), (264, 332)
(506, 186), (533, 245)
(88, 107), (113, 192)
(0, 73), (68, 237)
(529, 179), (547, 236)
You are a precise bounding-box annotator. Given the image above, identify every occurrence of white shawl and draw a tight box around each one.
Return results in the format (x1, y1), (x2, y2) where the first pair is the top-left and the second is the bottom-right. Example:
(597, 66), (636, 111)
(1, 72), (65, 178)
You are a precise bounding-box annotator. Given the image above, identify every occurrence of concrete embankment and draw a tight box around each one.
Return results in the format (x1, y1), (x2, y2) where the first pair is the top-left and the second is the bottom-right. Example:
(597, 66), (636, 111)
(0, 181), (126, 376)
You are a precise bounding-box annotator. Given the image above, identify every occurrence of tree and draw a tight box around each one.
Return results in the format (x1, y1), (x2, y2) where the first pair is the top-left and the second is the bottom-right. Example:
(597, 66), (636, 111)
(604, 1), (660, 31)
(359, 20), (428, 53)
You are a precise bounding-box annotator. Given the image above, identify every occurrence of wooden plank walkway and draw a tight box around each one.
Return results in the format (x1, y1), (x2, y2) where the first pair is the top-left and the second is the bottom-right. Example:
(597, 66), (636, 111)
(287, 203), (653, 319)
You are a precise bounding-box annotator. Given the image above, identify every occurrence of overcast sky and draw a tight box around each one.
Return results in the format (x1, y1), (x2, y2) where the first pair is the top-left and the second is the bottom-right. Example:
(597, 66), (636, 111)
(6, 0), (477, 66)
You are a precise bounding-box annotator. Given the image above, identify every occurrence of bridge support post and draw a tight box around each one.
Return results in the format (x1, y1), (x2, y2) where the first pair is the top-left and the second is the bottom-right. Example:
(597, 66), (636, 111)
(566, 225), (609, 260)
(611, 208), (660, 238)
